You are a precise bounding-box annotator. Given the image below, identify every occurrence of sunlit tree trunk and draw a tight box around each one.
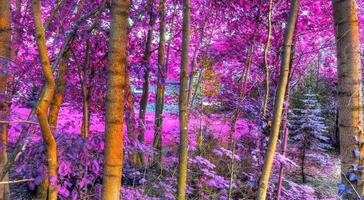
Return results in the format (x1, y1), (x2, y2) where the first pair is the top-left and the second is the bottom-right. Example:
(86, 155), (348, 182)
(177, 0), (190, 199)
(333, 0), (364, 196)
(139, 0), (155, 157)
(101, 0), (129, 199)
(49, 50), (70, 128)
(256, 0), (300, 199)
(153, 0), (166, 169)
(262, 0), (273, 118)
(0, 0), (10, 198)
(32, 0), (58, 199)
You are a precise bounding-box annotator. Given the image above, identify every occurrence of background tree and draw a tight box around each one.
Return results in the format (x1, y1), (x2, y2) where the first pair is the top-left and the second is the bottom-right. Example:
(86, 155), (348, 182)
(290, 89), (331, 183)
(154, 0), (166, 169)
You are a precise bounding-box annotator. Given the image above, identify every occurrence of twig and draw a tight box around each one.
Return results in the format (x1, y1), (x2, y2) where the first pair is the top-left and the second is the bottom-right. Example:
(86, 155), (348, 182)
(0, 120), (39, 125)
(0, 178), (34, 185)
(341, 172), (361, 198)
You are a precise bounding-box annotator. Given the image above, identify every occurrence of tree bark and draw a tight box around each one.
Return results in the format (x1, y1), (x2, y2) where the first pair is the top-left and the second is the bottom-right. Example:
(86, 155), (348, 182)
(125, 68), (139, 166)
(32, 0), (58, 199)
(153, 0), (166, 170)
(333, 0), (364, 196)
(177, 0), (190, 199)
(138, 0), (156, 156)
(262, 0), (273, 118)
(101, 0), (129, 199)
(0, 0), (11, 198)
(48, 50), (70, 128)
(80, 40), (91, 138)
(256, 0), (300, 199)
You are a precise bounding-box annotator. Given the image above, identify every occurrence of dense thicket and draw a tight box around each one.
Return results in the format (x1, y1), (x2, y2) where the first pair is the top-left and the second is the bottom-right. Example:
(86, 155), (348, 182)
(0, 0), (362, 199)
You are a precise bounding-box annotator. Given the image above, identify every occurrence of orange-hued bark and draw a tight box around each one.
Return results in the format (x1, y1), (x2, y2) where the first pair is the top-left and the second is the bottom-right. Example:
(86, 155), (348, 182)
(125, 68), (139, 166)
(101, 0), (129, 199)
(32, 0), (58, 199)
(49, 50), (70, 128)
(333, 0), (364, 197)
(0, 0), (11, 199)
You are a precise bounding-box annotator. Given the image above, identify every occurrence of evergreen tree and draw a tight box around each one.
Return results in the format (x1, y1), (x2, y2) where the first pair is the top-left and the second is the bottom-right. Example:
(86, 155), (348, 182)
(289, 90), (331, 183)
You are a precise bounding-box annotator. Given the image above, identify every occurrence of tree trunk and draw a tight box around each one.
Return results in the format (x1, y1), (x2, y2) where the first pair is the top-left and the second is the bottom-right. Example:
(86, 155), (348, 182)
(276, 126), (289, 200)
(125, 68), (139, 166)
(49, 50), (70, 128)
(101, 0), (129, 199)
(0, 0), (11, 198)
(81, 40), (91, 138)
(262, 0), (273, 118)
(153, 0), (166, 170)
(301, 139), (306, 183)
(256, 0), (300, 199)
(187, 23), (205, 105)
(32, 0), (58, 199)
(139, 0), (155, 156)
(333, 0), (364, 196)
(276, 47), (294, 200)
(177, 0), (190, 199)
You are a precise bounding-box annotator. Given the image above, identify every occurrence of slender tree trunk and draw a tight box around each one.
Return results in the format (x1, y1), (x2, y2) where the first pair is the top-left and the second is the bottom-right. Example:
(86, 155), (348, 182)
(101, 0), (129, 199)
(276, 126), (289, 200)
(256, 0), (300, 199)
(49, 50), (70, 128)
(139, 0), (155, 156)
(276, 44), (294, 200)
(153, 0), (166, 169)
(165, 2), (177, 73)
(334, 109), (340, 149)
(81, 40), (91, 138)
(301, 139), (306, 183)
(187, 23), (206, 104)
(32, 0), (58, 199)
(125, 68), (139, 166)
(228, 111), (239, 200)
(262, 0), (273, 118)
(0, 0), (11, 198)
(333, 0), (364, 196)
(177, 0), (190, 199)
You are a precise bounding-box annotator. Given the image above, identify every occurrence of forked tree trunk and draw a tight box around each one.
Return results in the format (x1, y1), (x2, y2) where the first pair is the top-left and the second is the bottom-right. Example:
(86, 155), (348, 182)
(101, 0), (129, 199)
(256, 0), (300, 199)
(0, 0), (11, 199)
(32, 0), (58, 199)
(177, 0), (190, 199)
(153, 0), (166, 169)
(333, 0), (364, 196)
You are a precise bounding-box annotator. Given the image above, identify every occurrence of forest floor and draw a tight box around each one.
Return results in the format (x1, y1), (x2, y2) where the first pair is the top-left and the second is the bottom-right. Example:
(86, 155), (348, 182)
(5, 106), (340, 199)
